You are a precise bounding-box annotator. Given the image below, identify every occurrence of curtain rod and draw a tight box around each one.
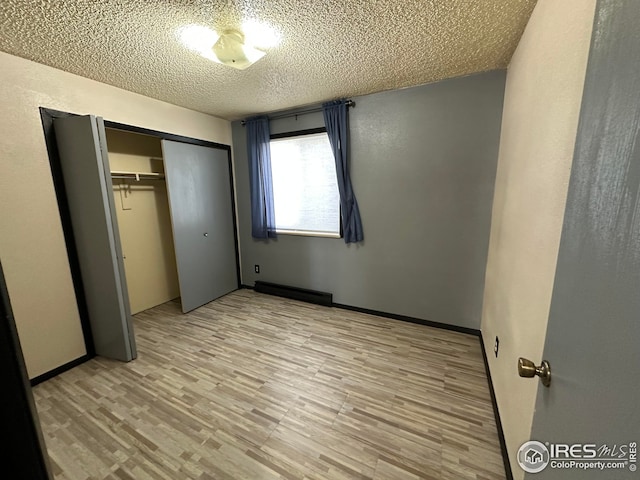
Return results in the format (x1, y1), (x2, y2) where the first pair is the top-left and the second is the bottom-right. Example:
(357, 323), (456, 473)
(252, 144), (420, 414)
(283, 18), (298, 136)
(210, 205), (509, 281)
(241, 100), (355, 126)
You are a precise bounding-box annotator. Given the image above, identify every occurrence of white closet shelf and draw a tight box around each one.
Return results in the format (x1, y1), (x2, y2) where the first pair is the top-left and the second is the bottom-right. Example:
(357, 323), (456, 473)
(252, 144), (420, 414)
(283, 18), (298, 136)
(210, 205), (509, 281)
(110, 170), (165, 181)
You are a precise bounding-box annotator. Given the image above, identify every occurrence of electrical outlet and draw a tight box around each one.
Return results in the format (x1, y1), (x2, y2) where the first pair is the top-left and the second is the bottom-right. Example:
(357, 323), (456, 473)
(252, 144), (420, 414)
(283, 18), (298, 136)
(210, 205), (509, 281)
(254, 264), (260, 274)
(494, 336), (499, 357)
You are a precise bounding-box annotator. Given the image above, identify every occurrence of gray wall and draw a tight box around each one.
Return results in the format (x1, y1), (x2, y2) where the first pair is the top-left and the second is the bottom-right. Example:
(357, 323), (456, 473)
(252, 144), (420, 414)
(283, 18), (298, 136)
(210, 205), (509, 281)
(232, 70), (506, 329)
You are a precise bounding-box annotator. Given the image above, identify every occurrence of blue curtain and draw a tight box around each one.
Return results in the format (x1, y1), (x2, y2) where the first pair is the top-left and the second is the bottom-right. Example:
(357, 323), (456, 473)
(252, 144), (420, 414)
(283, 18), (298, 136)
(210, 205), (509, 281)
(245, 116), (277, 238)
(323, 100), (364, 243)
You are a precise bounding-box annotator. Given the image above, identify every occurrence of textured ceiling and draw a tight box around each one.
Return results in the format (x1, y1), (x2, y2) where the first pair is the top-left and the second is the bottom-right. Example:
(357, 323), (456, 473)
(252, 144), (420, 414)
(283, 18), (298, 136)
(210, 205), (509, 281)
(0, 0), (536, 120)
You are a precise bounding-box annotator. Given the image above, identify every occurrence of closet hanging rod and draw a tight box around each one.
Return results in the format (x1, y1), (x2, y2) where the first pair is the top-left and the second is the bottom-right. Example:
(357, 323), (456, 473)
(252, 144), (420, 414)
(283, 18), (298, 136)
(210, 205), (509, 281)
(110, 171), (165, 181)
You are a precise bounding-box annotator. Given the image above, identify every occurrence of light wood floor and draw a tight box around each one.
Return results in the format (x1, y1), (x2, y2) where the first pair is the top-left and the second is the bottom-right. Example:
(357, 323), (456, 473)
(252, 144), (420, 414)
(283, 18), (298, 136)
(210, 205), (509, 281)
(33, 290), (505, 480)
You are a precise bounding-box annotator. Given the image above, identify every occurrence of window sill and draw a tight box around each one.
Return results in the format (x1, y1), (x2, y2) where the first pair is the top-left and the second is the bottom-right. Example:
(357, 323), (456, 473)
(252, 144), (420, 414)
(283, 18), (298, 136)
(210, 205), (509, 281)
(275, 229), (341, 239)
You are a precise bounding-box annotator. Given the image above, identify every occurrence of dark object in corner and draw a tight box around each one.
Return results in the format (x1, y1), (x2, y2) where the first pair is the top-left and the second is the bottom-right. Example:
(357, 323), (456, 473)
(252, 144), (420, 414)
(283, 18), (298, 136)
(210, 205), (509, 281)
(0, 261), (52, 479)
(254, 281), (333, 307)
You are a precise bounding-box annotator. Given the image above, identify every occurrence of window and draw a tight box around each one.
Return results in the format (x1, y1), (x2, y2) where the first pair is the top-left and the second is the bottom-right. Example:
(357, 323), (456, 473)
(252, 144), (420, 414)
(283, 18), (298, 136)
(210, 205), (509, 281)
(270, 130), (340, 237)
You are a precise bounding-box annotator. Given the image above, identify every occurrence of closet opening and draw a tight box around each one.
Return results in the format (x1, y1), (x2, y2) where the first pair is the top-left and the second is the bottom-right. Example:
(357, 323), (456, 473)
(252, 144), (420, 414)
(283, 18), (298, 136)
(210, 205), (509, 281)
(38, 107), (241, 383)
(105, 129), (180, 315)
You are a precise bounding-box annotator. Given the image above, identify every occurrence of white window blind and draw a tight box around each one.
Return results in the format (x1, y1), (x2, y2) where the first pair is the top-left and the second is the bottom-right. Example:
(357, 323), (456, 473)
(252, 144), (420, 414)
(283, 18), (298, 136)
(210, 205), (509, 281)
(270, 132), (340, 237)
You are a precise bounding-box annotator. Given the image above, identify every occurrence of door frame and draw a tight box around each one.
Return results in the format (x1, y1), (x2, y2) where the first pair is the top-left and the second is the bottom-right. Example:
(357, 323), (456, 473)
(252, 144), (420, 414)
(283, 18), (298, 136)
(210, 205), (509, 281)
(39, 107), (242, 383)
(0, 260), (52, 479)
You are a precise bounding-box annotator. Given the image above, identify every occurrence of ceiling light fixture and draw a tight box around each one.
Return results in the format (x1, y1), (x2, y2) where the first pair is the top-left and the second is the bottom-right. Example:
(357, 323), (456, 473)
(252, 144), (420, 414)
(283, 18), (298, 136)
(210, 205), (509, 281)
(211, 30), (266, 70)
(177, 24), (276, 70)
(241, 20), (282, 50)
(177, 25), (219, 61)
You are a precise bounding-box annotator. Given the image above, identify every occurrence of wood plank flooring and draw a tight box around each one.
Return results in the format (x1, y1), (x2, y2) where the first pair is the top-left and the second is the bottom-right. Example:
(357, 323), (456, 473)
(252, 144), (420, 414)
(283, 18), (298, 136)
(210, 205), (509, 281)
(33, 290), (505, 480)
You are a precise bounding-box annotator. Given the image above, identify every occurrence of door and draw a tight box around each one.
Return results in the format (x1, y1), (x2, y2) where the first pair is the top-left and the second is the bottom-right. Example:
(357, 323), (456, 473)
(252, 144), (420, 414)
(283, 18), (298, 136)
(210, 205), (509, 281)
(162, 140), (238, 313)
(54, 115), (136, 361)
(522, 2), (639, 478)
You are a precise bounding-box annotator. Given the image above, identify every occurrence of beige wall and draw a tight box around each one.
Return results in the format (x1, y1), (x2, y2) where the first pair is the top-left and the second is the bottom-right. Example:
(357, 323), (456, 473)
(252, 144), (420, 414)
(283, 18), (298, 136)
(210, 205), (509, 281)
(480, 0), (596, 477)
(0, 52), (231, 378)
(106, 129), (180, 315)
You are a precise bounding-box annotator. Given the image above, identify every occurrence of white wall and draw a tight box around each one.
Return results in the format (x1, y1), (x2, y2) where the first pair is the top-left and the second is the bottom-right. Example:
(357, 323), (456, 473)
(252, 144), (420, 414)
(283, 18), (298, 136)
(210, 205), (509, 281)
(480, 0), (596, 477)
(0, 52), (231, 378)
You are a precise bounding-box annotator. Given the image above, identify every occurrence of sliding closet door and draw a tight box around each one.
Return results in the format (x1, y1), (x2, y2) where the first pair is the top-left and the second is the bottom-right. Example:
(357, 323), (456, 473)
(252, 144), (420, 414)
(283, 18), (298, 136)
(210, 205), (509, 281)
(53, 115), (136, 361)
(162, 140), (238, 313)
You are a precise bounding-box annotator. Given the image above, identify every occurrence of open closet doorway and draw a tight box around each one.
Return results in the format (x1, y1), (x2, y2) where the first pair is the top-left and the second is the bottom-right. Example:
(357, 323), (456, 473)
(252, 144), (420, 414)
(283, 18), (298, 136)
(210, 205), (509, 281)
(106, 129), (180, 316)
(40, 108), (240, 376)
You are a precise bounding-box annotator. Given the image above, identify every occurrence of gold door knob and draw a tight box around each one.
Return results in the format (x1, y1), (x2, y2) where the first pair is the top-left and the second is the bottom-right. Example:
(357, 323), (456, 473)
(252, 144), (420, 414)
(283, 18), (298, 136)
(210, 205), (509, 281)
(518, 357), (551, 387)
